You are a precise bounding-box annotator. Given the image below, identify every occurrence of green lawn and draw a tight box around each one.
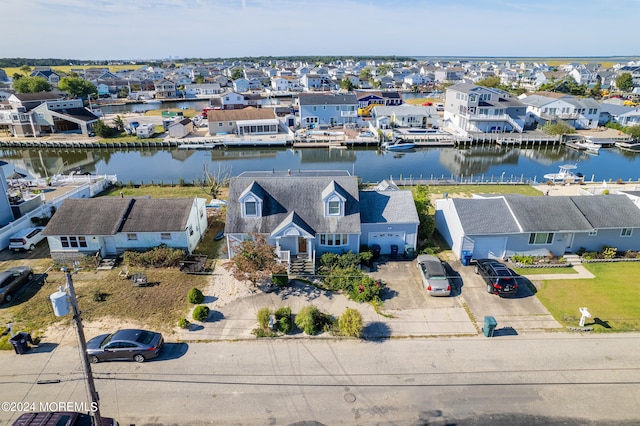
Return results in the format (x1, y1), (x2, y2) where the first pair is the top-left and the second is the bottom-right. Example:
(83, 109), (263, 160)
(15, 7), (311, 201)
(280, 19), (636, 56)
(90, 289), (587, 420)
(536, 262), (640, 332)
(424, 184), (543, 197)
(514, 267), (578, 275)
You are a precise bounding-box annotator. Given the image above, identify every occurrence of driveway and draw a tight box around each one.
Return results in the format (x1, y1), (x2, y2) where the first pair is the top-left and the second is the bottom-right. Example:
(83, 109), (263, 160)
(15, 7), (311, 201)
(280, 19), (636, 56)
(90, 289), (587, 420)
(457, 260), (562, 334)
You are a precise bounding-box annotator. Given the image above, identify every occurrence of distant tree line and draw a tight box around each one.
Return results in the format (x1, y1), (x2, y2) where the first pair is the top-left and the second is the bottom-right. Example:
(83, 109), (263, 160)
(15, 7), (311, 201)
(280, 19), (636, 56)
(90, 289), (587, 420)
(0, 56), (417, 69)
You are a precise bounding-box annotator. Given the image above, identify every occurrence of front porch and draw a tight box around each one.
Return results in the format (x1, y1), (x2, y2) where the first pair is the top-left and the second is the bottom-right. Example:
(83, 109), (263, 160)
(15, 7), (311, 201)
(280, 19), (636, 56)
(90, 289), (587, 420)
(276, 235), (316, 275)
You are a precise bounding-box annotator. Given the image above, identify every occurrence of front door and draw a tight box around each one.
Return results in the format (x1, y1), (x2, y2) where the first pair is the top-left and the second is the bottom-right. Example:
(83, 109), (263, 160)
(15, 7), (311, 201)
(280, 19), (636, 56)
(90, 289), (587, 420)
(563, 233), (574, 253)
(297, 237), (307, 255)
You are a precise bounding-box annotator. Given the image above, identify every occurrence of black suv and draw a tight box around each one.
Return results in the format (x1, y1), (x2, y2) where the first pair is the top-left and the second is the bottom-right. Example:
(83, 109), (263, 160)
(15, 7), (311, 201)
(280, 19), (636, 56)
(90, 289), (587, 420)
(474, 259), (518, 296)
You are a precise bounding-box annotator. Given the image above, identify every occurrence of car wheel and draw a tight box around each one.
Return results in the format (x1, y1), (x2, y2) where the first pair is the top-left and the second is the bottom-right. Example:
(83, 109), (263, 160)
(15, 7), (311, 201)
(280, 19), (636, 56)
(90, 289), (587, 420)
(89, 355), (100, 364)
(474, 265), (479, 274)
(28, 244), (35, 251)
(133, 354), (145, 363)
(4, 293), (12, 303)
(486, 284), (493, 294)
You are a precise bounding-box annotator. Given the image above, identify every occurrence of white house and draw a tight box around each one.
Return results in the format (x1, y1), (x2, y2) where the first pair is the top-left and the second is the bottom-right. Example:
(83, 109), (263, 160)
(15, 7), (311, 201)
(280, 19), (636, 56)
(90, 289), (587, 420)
(42, 197), (208, 263)
(520, 92), (600, 130)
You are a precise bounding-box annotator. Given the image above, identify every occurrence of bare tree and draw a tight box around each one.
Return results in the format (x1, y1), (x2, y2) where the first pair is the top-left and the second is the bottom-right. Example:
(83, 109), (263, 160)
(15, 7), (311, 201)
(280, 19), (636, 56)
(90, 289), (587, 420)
(224, 234), (286, 287)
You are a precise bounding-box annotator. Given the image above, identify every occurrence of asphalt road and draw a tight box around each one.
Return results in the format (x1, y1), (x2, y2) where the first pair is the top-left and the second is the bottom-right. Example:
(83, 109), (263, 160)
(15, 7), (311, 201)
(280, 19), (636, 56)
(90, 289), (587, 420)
(2, 335), (639, 425)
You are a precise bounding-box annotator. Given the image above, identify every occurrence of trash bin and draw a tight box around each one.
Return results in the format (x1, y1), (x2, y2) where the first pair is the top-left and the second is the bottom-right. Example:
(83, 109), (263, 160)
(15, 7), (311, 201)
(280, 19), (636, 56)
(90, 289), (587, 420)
(371, 244), (381, 260)
(9, 332), (32, 355)
(404, 244), (415, 259)
(390, 244), (399, 259)
(461, 250), (473, 266)
(483, 316), (497, 337)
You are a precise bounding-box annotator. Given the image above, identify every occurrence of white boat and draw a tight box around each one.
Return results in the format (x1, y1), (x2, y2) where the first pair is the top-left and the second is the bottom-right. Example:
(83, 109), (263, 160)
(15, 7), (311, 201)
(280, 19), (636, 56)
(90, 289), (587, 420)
(144, 99), (162, 104)
(382, 138), (416, 151)
(543, 164), (584, 183)
(574, 139), (601, 154)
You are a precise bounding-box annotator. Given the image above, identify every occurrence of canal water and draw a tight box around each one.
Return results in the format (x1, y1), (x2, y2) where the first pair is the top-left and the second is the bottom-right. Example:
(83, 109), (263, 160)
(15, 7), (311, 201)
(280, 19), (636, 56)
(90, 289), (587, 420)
(1, 144), (638, 185)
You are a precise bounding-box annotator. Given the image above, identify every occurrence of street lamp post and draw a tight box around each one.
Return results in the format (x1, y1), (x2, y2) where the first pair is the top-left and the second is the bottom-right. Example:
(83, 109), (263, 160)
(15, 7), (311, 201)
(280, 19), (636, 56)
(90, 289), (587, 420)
(60, 267), (102, 425)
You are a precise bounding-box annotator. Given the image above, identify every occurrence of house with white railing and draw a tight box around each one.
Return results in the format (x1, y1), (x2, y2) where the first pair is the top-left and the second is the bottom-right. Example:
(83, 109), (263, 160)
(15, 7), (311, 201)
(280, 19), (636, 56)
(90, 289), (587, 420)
(520, 92), (600, 130)
(443, 83), (526, 137)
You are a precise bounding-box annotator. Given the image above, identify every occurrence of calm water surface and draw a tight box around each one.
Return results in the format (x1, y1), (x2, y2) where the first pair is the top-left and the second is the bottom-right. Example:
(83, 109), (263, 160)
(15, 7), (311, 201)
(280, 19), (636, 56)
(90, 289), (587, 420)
(1, 145), (639, 184)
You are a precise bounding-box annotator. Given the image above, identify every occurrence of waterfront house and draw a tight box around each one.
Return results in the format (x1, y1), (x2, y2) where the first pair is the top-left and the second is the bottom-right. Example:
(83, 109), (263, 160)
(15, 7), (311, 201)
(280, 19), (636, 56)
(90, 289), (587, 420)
(207, 107), (279, 136)
(153, 79), (177, 99)
(225, 170), (419, 273)
(42, 197), (208, 263)
(297, 93), (358, 128)
(300, 74), (323, 91)
(443, 83), (526, 137)
(435, 195), (640, 260)
(520, 92), (600, 130)
(1, 94), (98, 137)
(183, 83), (223, 98)
(371, 105), (438, 128)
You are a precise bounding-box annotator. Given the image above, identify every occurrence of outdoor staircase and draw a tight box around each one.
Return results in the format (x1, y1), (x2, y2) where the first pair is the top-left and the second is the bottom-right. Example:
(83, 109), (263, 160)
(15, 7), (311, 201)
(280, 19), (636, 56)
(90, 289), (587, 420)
(288, 257), (315, 276)
(564, 254), (582, 266)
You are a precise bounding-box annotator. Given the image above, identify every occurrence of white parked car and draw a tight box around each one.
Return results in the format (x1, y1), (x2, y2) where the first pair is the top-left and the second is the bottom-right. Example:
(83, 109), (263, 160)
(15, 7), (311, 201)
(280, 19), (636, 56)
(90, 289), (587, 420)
(9, 227), (46, 251)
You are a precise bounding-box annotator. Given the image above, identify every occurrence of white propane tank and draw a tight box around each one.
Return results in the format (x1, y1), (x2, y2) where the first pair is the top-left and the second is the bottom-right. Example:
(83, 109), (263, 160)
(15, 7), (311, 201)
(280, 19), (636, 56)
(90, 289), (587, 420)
(50, 291), (70, 317)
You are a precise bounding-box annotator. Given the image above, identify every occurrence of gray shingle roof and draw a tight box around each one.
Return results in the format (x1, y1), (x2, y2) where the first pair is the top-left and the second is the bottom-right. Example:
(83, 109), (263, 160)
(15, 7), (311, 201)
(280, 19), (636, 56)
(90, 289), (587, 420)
(505, 196), (593, 232)
(298, 93), (357, 106)
(571, 195), (640, 229)
(450, 194), (640, 235)
(43, 198), (195, 236)
(359, 191), (419, 224)
(452, 198), (521, 234)
(226, 174), (361, 235)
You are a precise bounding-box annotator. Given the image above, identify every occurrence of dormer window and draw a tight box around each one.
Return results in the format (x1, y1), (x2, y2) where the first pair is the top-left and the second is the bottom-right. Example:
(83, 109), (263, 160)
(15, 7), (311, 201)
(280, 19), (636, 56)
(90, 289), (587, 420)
(244, 198), (258, 217)
(328, 199), (340, 215)
(322, 180), (347, 217)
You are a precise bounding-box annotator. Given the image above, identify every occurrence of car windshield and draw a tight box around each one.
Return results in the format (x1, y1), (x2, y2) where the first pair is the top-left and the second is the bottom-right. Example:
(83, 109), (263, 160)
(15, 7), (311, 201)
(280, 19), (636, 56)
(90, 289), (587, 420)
(101, 333), (116, 347)
(136, 331), (155, 345)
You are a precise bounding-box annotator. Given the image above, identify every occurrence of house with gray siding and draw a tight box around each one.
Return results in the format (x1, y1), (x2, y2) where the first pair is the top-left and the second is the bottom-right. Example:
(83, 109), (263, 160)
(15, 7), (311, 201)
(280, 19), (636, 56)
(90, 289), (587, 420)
(225, 171), (418, 273)
(443, 83), (526, 136)
(297, 93), (358, 128)
(435, 195), (640, 260)
(520, 92), (600, 130)
(42, 197), (208, 263)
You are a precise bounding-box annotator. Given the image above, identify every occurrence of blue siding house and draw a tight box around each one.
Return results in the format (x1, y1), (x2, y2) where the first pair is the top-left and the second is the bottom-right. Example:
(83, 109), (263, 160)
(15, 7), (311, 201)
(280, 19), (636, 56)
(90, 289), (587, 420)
(225, 171), (419, 273)
(435, 194), (640, 260)
(297, 93), (358, 128)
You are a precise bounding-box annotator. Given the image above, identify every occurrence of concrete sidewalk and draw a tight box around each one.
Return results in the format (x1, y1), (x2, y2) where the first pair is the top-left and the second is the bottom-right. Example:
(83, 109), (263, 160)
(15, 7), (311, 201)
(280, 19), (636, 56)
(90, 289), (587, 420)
(520, 264), (595, 281)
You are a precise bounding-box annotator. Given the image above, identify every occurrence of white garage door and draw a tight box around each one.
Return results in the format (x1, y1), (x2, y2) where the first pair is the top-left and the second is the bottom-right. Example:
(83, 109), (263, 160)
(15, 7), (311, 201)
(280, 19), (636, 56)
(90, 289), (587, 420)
(472, 237), (507, 259)
(368, 232), (406, 254)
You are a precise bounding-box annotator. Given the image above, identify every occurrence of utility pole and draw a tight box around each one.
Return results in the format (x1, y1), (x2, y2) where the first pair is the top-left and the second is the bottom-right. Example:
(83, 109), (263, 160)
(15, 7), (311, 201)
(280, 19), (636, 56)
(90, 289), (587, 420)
(62, 267), (102, 426)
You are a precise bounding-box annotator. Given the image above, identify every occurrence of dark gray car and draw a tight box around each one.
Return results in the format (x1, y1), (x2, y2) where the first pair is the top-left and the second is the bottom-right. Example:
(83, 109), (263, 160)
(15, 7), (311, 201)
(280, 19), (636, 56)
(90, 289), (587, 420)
(86, 329), (164, 363)
(0, 266), (33, 304)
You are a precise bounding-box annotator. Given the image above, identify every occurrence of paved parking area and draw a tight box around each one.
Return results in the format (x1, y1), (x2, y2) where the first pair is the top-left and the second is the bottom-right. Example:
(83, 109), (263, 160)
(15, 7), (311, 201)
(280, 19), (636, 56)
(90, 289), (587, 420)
(456, 261), (562, 334)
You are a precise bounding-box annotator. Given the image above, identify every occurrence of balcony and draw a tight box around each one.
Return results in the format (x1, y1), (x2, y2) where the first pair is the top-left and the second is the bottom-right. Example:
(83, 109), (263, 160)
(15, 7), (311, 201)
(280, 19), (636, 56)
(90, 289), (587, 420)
(341, 111), (357, 118)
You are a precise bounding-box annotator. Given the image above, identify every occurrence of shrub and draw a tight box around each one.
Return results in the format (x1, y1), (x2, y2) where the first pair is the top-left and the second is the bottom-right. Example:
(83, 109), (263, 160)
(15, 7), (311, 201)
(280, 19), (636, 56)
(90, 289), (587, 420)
(123, 245), (186, 268)
(339, 308), (363, 338)
(275, 307), (292, 334)
(602, 246), (617, 260)
(511, 254), (534, 265)
(192, 305), (210, 322)
(253, 328), (277, 338)
(178, 318), (190, 329)
(92, 289), (106, 302)
(322, 267), (385, 303)
(257, 307), (272, 329)
(272, 274), (289, 287)
(188, 288), (204, 304)
(294, 306), (333, 335)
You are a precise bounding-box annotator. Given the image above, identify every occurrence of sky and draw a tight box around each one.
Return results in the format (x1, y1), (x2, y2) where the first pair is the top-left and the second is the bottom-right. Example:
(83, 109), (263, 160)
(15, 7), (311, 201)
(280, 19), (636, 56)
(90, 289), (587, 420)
(2, 0), (639, 60)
